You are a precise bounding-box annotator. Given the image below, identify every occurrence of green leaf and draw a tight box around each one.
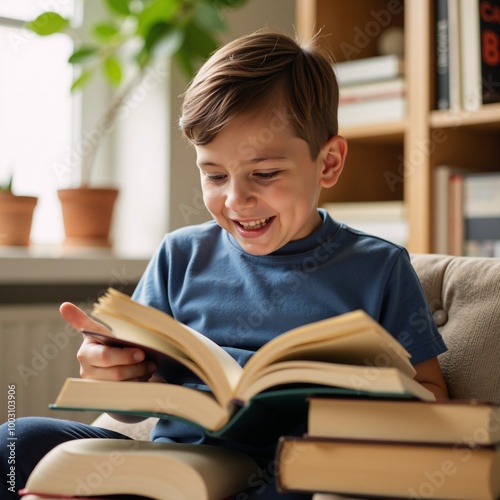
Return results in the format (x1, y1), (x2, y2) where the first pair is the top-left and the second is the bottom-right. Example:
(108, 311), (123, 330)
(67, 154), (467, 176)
(103, 56), (123, 87)
(182, 20), (218, 61)
(136, 0), (180, 37)
(104, 0), (132, 16)
(68, 46), (99, 64)
(26, 12), (69, 36)
(192, 2), (225, 33)
(70, 70), (93, 92)
(145, 22), (183, 57)
(173, 21), (218, 78)
(92, 22), (121, 42)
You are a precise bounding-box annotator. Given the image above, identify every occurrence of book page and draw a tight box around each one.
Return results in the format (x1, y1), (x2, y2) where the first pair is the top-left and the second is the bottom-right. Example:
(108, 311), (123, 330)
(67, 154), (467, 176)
(93, 289), (243, 406)
(241, 310), (413, 387)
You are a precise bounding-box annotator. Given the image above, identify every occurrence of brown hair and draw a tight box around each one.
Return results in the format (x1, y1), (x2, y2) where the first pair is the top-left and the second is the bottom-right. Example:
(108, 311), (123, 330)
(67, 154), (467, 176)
(179, 30), (339, 159)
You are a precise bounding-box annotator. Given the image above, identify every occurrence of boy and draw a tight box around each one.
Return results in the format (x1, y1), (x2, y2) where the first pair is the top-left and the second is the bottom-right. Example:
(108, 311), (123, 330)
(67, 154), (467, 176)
(0, 30), (448, 499)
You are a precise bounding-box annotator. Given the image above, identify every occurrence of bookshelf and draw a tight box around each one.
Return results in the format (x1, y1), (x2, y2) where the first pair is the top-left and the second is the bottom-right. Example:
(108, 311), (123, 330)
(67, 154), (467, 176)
(295, 0), (500, 254)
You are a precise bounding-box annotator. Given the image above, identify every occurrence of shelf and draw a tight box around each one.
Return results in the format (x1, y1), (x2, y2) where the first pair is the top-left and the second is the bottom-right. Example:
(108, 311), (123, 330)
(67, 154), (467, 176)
(430, 103), (500, 131)
(297, 0), (499, 254)
(340, 120), (407, 143)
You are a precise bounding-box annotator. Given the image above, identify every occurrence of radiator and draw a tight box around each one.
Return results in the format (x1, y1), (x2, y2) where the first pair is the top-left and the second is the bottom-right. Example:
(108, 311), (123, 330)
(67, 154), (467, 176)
(0, 305), (94, 424)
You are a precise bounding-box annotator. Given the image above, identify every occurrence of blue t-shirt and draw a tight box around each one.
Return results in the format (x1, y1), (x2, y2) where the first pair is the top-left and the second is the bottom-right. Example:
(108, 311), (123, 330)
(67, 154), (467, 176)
(132, 209), (447, 444)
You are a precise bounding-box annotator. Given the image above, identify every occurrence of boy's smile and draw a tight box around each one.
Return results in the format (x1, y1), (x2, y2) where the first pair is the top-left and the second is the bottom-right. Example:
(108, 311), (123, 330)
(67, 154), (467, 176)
(195, 113), (346, 256)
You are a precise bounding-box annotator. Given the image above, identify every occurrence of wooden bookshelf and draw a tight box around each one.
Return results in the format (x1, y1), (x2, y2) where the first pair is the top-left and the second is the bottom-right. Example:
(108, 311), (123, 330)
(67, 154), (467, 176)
(296, 0), (500, 254)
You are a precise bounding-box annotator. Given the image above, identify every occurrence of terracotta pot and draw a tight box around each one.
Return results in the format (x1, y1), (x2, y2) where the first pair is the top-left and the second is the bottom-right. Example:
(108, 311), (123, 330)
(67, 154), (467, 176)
(0, 193), (38, 246)
(58, 187), (119, 247)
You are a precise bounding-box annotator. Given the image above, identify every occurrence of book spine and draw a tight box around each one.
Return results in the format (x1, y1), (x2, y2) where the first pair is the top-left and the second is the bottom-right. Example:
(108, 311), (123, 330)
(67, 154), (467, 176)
(459, 0), (482, 110)
(448, 173), (464, 256)
(479, 0), (500, 104)
(447, 0), (462, 110)
(435, 0), (451, 109)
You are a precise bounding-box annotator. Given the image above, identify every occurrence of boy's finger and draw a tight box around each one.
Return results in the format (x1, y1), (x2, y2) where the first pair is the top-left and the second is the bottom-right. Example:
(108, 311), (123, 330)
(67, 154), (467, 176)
(81, 342), (146, 368)
(81, 359), (156, 382)
(60, 301), (109, 334)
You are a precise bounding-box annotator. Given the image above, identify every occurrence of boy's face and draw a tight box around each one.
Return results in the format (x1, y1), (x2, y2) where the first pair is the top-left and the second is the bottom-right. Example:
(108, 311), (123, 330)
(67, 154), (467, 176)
(195, 113), (340, 256)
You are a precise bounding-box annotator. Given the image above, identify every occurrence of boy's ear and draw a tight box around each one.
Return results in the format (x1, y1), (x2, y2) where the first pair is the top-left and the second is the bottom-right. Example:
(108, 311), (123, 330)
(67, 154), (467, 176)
(319, 135), (348, 189)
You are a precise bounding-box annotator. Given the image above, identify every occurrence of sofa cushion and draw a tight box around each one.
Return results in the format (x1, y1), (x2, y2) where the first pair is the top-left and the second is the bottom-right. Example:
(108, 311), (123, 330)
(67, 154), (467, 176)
(411, 254), (500, 403)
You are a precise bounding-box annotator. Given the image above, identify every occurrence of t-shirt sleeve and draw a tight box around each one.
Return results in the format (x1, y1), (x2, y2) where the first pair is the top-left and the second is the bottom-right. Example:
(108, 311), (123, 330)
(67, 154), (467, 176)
(131, 235), (172, 315)
(379, 249), (447, 365)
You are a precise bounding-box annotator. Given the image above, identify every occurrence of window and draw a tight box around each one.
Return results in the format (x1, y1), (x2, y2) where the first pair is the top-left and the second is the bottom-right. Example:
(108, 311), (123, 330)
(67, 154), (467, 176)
(0, 1), (77, 244)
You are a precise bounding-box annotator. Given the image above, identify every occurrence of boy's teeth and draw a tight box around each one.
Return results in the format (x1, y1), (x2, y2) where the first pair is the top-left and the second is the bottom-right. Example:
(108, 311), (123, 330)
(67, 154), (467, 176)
(239, 217), (272, 229)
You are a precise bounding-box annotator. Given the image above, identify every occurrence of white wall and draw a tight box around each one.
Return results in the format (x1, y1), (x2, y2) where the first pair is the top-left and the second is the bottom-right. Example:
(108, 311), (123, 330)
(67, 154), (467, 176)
(109, 0), (296, 256)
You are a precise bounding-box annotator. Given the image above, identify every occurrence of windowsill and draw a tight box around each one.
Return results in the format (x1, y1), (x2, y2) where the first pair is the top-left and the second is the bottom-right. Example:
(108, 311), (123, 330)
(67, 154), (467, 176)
(0, 245), (149, 284)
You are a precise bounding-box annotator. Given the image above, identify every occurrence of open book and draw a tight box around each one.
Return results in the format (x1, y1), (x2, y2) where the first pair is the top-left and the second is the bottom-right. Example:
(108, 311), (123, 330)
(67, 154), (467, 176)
(51, 288), (433, 442)
(20, 438), (258, 500)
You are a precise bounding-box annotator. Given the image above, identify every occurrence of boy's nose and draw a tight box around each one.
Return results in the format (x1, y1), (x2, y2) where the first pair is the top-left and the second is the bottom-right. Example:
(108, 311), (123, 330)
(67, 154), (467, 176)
(224, 180), (256, 211)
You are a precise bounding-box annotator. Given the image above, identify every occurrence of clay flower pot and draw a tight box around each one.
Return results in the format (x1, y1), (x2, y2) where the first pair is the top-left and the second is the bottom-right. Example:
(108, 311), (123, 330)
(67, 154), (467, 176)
(0, 192), (38, 246)
(58, 187), (119, 247)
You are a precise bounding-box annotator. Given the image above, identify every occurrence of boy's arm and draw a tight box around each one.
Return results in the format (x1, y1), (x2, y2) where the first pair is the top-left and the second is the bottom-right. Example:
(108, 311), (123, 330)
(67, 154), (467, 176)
(413, 357), (449, 400)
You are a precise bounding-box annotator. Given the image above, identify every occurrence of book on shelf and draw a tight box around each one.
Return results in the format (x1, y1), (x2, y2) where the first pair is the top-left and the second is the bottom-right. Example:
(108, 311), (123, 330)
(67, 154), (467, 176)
(463, 172), (500, 257)
(479, 0), (500, 105)
(50, 288), (433, 445)
(459, 0), (482, 110)
(333, 54), (404, 86)
(433, 0), (461, 110)
(439, 0), (500, 111)
(448, 171), (500, 257)
(433, 165), (474, 254)
(338, 94), (405, 127)
(19, 438), (258, 500)
(448, 172), (465, 255)
(435, 0), (451, 109)
(338, 77), (404, 104)
(322, 201), (408, 247)
(275, 436), (500, 499)
(307, 397), (500, 444)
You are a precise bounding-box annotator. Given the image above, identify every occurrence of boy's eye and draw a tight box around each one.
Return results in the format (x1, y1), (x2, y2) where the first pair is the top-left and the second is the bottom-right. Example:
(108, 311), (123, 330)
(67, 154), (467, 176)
(204, 173), (226, 183)
(254, 171), (279, 180)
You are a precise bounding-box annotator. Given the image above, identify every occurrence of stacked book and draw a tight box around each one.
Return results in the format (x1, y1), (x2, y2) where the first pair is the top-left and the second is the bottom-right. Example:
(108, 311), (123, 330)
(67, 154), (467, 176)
(334, 54), (405, 127)
(19, 289), (434, 500)
(276, 397), (500, 499)
(434, 166), (500, 256)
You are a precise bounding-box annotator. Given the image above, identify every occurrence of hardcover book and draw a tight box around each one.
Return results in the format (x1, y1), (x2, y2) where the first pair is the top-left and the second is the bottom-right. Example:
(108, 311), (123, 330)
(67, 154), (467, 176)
(20, 439), (258, 500)
(49, 289), (433, 444)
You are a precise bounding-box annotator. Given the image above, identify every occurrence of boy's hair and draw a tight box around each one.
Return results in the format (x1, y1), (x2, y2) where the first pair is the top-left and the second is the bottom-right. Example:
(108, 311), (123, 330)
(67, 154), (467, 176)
(179, 30), (338, 159)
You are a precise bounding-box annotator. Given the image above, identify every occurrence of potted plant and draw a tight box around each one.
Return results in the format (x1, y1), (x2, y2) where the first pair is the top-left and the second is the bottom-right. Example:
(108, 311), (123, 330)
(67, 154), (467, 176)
(27, 0), (247, 247)
(0, 175), (38, 247)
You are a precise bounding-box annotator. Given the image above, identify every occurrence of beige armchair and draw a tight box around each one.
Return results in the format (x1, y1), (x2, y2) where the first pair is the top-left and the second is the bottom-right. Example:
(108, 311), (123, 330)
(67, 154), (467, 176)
(93, 253), (500, 439)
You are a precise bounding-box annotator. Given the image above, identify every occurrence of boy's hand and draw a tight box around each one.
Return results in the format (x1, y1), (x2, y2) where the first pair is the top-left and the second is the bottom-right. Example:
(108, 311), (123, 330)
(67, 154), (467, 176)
(60, 302), (156, 382)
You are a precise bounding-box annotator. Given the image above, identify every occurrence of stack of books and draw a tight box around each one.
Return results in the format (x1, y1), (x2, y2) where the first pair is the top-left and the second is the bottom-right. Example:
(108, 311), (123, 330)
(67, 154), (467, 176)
(276, 397), (500, 499)
(434, 166), (500, 256)
(435, 0), (500, 111)
(334, 54), (405, 127)
(19, 289), (434, 499)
